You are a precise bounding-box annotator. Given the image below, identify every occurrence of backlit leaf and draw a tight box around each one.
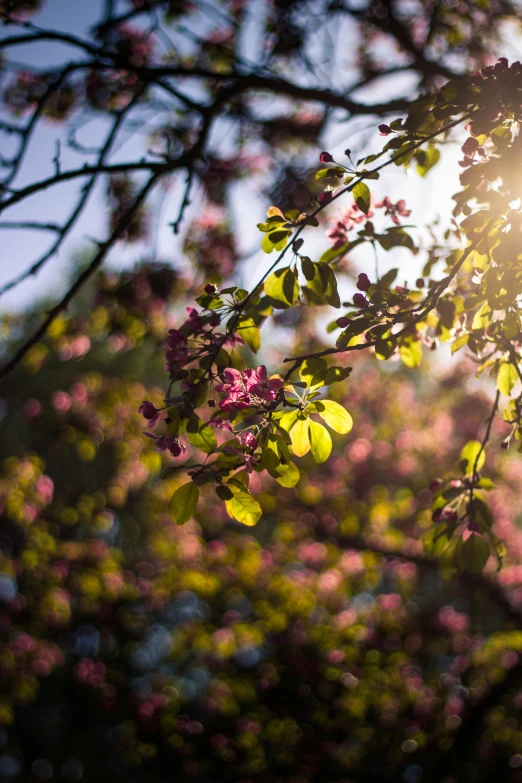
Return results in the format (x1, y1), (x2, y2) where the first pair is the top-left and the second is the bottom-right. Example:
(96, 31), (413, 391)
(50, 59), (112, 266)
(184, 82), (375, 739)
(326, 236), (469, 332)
(353, 181), (371, 215)
(276, 461), (300, 487)
(225, 484), (262, 526)
(497, 362), (518, 396)
(308, 419), (332, 463)
(290, 417), (311, 457)
(170, 482), (199, 525)
(460, 440), (485, 475)
(314, 400), (353, 434)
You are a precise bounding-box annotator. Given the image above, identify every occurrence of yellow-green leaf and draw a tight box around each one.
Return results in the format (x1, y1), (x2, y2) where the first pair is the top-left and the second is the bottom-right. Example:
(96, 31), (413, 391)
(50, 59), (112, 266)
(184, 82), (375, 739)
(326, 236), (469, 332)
(279, 410), (300, 433)
(276, 461), (300, 487)
(353, 181), (371, 215)
(238, 317), (261, 353)
(314, 400), (353, 434)
(225, 485), (262, 526)
(308, 419), (332, 463)
(186, 418), (217, 454)
(497, 362), (518, 396)
(399, 338), (422, 368)
(170, 482), (199, 525)
(472, 302), (491, 330)
(299, 357), (327, 389)
(460, 440), (485, 475)
(264, 267), (298, 308)
(290, 417), (311, 457)
(457, 533), (490, 573)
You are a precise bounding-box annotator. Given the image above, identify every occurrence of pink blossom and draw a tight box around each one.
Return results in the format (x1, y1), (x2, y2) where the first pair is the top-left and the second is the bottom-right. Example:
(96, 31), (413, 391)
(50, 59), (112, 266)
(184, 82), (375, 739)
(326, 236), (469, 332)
(164, 329), (188, 375)
(145, 432), (186, 457)
(328, 203), (373, 247)
(374, 196), (411, 225)
(240, 431), (258, 450)
(244, 366), (283, 403)
(216, 366), (283, 411)
(138, 400), (160, 427)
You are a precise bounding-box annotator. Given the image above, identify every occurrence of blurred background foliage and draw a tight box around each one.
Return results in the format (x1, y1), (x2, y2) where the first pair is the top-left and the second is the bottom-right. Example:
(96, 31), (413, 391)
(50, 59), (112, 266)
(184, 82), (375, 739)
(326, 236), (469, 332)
(3, 263), (522, 783)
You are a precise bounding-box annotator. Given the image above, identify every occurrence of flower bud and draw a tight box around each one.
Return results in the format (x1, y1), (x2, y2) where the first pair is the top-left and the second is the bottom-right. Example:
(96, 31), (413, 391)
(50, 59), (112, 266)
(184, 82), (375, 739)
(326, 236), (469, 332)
(353, 293), (368, 308)
(429, 479), (442, 492)
(336, 316), (350, 327)
(442, 508), (458, 521)
(357, 273), (371, 291)
(378, 124), (392, 136)
(204, 283), (217, 294)
(319, 190), (333, 205)
(320, 151), (333, 163)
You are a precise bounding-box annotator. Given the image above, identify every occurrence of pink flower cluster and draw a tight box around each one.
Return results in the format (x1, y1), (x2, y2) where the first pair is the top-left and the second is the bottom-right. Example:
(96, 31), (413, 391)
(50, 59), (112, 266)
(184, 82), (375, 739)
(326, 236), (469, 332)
(216, 366), (283, 412)
(145, 432), (186, 457)
(374, 197), (411, 225)
(328, 196), (411, 248)
(164, 308), (221, 379)
(328, 203), (372, 247)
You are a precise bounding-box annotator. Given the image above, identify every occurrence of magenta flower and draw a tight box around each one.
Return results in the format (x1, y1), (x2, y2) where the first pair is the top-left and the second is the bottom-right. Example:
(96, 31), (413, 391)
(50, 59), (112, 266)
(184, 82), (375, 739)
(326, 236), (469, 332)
(240, 431), (258, 450)
(215, 366), (283, 411)
(138, 400), (160, 427)
(164, 329), (188, 375)
(145, 432), (186, 457)
(245, 366), (283, 403)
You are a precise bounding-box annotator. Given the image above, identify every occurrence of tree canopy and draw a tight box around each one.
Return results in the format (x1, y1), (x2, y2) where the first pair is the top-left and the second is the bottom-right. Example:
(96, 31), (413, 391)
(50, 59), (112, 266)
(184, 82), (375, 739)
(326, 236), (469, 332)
(3, 1), (522, 782)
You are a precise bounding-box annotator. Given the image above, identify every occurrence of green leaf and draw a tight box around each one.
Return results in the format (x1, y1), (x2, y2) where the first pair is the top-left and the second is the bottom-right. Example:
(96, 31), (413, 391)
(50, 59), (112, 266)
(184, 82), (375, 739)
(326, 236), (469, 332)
(314, 400), (353, 434)
(225, 484), (262, 526)
(379, 268), (398, 288)
(319, 239), (364, 264)
(301, 257), (316, 280)
(279, 410), (300, 433)
(262, 230), (290, 254)
(451, 333), (469, 355)
(353, 181), (371, 215)
(497, 362), (518, 396)
(299, 357), (327, 389)
(399, 338), (422, 368)
(457, 533), (490, 573)
(315, 166), (345, 180)
(323, 365), (352, 386)
(308, 419), (332, 463)
(375, 336), (397, 360)
(318, 263), (341, 308)
(472, 302), (492, 330)
(415, 146), (441, 177)
(237, 317), (261, 353)
(460, 440), (485, 475)
(170, 482), (199, 525)
(276, 461), (300, 487)
(378, 230), (415, 252)
(290, 417), (311, 457)
(264, 267), (298, 308)
(186, 417), (218, 454)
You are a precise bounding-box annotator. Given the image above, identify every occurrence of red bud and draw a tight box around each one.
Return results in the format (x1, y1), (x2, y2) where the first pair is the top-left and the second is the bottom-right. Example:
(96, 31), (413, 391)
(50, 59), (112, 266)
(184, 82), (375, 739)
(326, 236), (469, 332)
(320, 151), (333, 163)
